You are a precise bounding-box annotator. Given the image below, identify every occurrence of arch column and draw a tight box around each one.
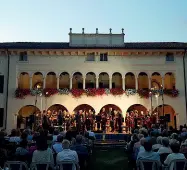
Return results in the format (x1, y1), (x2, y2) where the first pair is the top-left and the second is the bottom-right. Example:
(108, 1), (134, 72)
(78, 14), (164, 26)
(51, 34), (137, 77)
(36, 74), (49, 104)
(149, 78), (151, 89)
(83, 76), (86, 89)
(43, 77), (46, 89)
(109, 75), (112, 89)
(30, 77), (32, 89)
(122, 76), (125, 90)
(136, 77), (138, 90)
(96, 76), (99, 88)
(70, 76), (73, 89)
(16, 77), (19, 88)
(57, 76), (60, 89)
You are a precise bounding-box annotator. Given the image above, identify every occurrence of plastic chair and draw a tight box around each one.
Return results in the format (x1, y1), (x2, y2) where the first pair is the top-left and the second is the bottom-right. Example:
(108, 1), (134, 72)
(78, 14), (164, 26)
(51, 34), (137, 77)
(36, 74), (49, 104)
(167, 159), (187, 170)
(4, 161), (29, 170)
(137, 159), (160, 170)
(57, 160), (79, 170)
(30, 162), (54, 170)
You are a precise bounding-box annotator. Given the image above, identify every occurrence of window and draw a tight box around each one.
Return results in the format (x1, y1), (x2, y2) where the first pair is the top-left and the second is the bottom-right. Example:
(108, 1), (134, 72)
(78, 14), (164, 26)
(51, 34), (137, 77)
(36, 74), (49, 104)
(86, 53), (95, 61)
(166, 53), (174, 62)
(19, 52), (28, 61)
(0, 108), (4, 127)
(100, 53), (108, 61)
(0, 75), (4, 93)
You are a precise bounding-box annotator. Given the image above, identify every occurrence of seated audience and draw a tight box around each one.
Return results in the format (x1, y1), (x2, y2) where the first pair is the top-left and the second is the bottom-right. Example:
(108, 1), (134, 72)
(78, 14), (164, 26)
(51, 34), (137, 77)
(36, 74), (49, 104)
(158, 137), (172, 154)
(180, 139), (187, 154)
(152, 136), (162, 151)
(170, 133), (179, 145)
(70, 135), (88, 156)
(52, 135), (63, 154)
(53, 129), (59, 142)
(15, 140), (28, 156)
(9, 129), (21, 144)
(32, 137), (54, 164)
(57, 139), (79, 170)
(137, 141), (160, 161)
(164, 143), (186, 169)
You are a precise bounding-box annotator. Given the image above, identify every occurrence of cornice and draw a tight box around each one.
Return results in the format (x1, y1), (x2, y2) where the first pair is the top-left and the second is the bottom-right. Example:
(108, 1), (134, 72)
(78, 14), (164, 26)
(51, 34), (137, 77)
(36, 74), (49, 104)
(0, 49), (185, 56)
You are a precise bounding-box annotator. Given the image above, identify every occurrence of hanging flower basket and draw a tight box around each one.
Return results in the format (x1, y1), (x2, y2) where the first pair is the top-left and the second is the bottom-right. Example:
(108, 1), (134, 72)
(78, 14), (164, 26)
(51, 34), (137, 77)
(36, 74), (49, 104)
(15, 88), (30, 99)
(164, 89), (179, 97)
(43, 88), (58, 97)
(96, 88), (106, 96)
(85, 88), (97, 96)
(110, 88), (124, 96)
(71, 89), (85, 98)
(137, 89), (150, 98)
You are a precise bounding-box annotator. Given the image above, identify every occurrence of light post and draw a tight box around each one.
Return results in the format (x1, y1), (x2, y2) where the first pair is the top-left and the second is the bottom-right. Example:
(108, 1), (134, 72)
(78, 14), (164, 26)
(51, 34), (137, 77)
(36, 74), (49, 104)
(160, 84), (165, 116)
(149, 88), (154, 115)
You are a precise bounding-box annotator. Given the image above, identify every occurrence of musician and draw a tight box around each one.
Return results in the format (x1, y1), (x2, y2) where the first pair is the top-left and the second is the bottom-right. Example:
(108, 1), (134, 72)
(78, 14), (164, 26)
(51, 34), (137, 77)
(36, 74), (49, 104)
(125, 112), (130, 132)
(42, 112), (50, 130)
(118, 112), (123, 133)
(109, 108), (115, 132)
(65, 112), (71, 131)
(89, 109), (95, 130)
(75, 110), (82, 132)
(85, 112), (91, 131)
(96, 113), (101, 130)
(114, 110), (118, 131)
(101, 112), (107, 132)
(58, 110), (63, 126)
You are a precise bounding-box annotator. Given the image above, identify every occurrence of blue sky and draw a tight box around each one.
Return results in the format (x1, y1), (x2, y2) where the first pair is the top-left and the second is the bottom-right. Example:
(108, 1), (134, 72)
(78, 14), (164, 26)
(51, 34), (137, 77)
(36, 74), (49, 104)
(0, 0), (187, 42)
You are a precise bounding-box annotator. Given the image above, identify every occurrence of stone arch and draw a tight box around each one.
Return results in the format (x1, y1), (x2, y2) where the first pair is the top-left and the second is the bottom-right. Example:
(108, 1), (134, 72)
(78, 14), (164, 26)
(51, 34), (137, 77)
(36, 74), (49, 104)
(126, 104), (147, 115)
(153, 104), (176, 128)
(164, 72), (175, 89)
(59, 72), (70, 89)
(18, 72), (30, 89)
(45, 72), (57, 89)
(125, 72), (136, 89)
(99, 72), (109, 88)
(47, 104), (68, 112)
(32, 72), (43, 89)
(18, 105), (40, 117)
(151, 72), (162, 89)
(100, 104), (122, 113)
(112, 72), (122, 88)
(72, 72), (83, 89)
(138, 72), (149, 89)
(85, 72), (96, 88)
(73, 104), (95, 114)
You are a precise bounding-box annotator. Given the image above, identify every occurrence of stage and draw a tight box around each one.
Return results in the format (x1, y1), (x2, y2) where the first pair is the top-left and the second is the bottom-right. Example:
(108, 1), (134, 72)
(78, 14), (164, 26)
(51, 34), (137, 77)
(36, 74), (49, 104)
(95, 133), (130, 141)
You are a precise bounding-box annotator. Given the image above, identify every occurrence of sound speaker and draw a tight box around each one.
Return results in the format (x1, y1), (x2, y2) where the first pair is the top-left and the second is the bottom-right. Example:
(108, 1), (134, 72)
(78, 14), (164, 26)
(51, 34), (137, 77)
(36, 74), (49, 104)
(165, 114), (171, 122)
(0, 108), (4, 127)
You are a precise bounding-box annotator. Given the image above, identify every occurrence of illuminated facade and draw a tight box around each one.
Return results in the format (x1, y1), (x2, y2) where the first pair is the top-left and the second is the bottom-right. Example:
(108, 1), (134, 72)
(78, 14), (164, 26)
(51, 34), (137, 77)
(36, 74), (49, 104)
(0, 28), (187, 132)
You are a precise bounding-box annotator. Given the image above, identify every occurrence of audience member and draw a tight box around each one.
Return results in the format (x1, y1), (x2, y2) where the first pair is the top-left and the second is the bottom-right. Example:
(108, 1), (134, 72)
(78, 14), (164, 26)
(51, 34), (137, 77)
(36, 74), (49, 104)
(152, 136), (162, 151)
(158, 137), (172, 154)
(52, 135), (63, 154)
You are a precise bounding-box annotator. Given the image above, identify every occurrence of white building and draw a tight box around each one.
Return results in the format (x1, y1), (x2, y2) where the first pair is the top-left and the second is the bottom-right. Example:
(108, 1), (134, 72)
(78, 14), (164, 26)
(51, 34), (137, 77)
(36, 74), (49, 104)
(0, 28), (187, 132)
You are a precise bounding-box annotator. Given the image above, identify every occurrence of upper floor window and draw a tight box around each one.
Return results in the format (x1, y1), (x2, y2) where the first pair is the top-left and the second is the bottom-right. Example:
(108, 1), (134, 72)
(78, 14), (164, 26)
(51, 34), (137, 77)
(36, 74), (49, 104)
(19, 52), (28, 61)
(166, 53), (174, 62)
(86, 53), (95, 61)
(0, 75), (4, 93)
(100, 53), (108, 61)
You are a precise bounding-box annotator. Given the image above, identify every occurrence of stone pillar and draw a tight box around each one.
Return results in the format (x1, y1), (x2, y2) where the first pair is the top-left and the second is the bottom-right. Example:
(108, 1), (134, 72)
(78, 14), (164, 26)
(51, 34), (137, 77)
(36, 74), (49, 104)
(70, 76), (73, 89)
(149, 78), (152, 89)
(16, 77), (19, 88)
(136, 77), (138, 90)
(122, 76), (125, 90)
(109, 76), (112, 89)
(83, 76), (86, 89)
(162, 77), (164, 88)
(96, 76), (99, 88)
(57, 76), (60, 89)
(30, 77), (32, 89)
(43, 77), (46, 89)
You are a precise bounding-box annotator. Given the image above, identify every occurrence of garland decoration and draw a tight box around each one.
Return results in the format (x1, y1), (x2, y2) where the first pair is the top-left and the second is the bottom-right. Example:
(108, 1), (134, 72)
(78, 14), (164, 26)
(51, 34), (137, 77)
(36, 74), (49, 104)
(14, 88), (179, 99)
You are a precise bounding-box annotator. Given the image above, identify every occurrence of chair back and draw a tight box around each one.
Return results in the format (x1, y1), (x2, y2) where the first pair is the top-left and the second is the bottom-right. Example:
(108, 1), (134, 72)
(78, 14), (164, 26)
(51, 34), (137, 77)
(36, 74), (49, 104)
(160, 153), (169, 164)
(168, 159), (187, 170)
(30, 162), (54, 170)
(57, 160), (77, 170)
(4, 161), (28, 170)
(137, 160), (160, 170)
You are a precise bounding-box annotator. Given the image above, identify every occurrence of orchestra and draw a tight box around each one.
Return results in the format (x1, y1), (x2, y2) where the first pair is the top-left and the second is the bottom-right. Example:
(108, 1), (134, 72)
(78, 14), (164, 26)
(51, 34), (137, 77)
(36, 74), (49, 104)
(31, 107), (159, 134)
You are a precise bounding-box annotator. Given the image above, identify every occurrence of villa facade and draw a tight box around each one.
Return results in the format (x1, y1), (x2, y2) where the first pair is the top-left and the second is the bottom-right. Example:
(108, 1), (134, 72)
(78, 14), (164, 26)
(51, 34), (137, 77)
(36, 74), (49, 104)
(0, 28), (187, 132)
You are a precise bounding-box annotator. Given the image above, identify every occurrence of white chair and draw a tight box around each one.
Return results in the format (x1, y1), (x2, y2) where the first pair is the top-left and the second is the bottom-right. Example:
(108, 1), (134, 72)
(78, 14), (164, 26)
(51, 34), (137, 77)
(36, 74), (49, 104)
(57, 160), (79, 170)
(136, 159), (160, 170)
(166, 159), (187, 170)
(4, 161), (29, 170)
(30, 162), (54, 170)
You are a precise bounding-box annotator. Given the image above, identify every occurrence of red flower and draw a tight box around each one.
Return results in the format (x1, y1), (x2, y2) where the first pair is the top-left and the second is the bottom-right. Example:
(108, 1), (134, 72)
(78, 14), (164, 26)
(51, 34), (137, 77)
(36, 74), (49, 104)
(137, 89), (150, 98)
(96, 88), (105, 96)
(43, 88), (58, 97)
(86, 88), (97, 96)
(15, 88), (30, 99)
(71, 89), (84, 98)
(110, 88), (124, 96)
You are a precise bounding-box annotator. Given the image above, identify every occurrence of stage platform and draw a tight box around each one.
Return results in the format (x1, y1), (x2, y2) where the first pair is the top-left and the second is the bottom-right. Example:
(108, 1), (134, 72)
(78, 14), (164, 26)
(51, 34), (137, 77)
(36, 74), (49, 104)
(95, 133), (130, 142)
